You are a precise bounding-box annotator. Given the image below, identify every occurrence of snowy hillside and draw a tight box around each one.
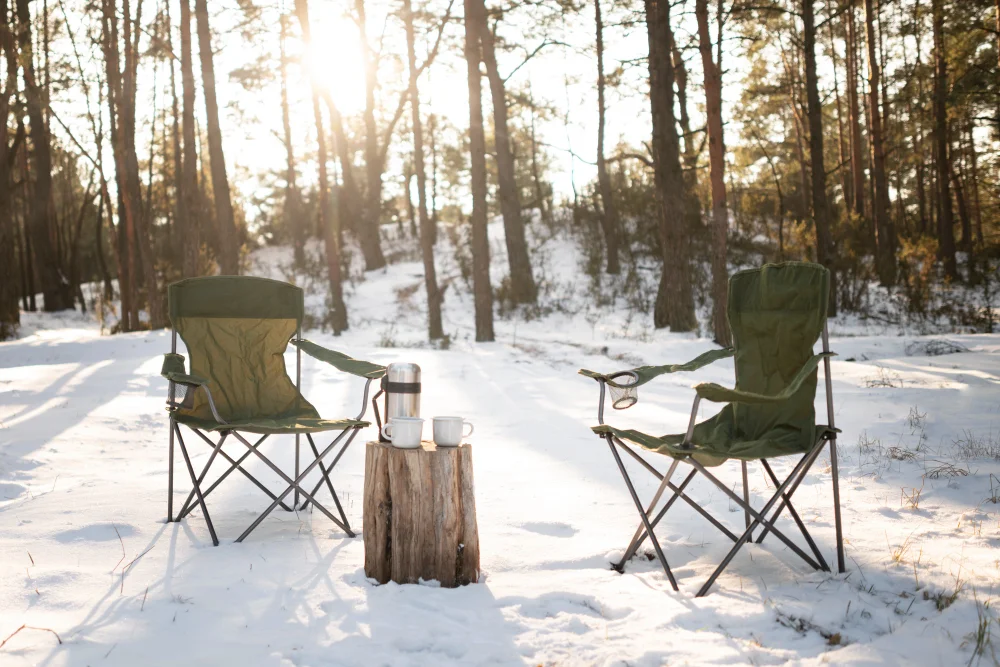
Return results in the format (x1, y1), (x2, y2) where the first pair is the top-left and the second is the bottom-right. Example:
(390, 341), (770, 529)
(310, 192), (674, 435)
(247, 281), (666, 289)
(1, 225), (999, 666)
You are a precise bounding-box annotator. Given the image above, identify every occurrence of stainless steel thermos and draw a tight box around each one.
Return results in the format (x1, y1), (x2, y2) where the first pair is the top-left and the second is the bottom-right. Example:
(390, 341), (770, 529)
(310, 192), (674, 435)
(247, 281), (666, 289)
(380, 362), (421, 442)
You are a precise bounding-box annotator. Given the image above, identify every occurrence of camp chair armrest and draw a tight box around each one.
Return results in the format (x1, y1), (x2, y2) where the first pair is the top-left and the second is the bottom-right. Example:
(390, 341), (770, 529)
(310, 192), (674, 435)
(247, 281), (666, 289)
(579, 347), (734, 389)
(694, 352), (836, 404)
(291, 339), (386, 379)
(161, 353), (209, 386)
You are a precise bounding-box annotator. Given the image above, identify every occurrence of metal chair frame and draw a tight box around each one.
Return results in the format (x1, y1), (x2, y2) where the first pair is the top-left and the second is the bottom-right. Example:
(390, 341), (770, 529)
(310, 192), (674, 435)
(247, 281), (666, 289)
(594, 323), (845, 596)
(165, 325), (382, 545)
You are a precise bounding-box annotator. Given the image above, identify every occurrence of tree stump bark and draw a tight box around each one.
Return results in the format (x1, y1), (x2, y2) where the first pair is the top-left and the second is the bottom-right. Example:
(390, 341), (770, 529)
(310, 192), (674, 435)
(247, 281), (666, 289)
(363, 441), (480, 587)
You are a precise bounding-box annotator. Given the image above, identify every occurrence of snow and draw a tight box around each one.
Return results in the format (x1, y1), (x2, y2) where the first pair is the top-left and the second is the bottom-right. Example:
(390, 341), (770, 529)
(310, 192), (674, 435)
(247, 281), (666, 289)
(2, 224), (998, 665)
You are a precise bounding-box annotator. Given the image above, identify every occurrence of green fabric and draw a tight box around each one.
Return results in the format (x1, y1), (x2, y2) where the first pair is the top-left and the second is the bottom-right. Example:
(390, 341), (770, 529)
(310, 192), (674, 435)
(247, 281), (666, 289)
(695, 353), (834, 404)
(169, 276), (305, 325)
(589, 262), (833, 466)
(161, 353), (207, 386)
(173, 316), (318, 426)
(175, 414), (368, 435)
(593, 423), (837, 467)
(292, 339), (387, 379)
(579, 347), (734, 388)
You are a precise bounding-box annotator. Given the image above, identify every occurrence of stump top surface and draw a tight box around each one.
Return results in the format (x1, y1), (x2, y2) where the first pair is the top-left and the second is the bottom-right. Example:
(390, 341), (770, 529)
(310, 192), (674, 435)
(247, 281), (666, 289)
(366, 440), (471, 454)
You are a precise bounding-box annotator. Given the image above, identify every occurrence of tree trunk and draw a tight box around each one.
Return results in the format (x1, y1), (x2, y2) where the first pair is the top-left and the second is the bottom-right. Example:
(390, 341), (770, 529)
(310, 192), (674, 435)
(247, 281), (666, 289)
(279, 14), (305, 267)
(194, 0), (239, 275)
(166, 0), (183, 266)
(15, 0), (71, 311)
(845, 0), (865, 221)
(296, 0), (347, 332)
(404, 0), (443, 340)
(363, 441), (480, 587)
(464, 0), (494, 342)
(803, 0), (837, 315)
(119, 0), (164, 328)
(913, 0), (928, 236)
(696, 0), (730, 345)
(967, 123), (983, 245)
(932, 0), (956, 278)
(863, 0), (894, 285)
(101, 2), (134, 330)
(594, 0), (620, 275)
(476, 1), (537, 304)
(355, 0), (388, 271)
(0, 0), (18, 339)
(951, 158), (971, 253)
(670, 34), (698, 185)
(176, 0), (200, 278)
(647, 0), (695, 331)
(824, 0), (850, 212)
(429, 113), (439, 242)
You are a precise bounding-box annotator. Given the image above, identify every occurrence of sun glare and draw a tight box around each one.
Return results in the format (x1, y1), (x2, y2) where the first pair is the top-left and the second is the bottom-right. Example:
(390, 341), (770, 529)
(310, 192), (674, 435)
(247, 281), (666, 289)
(302, 9), (366, 115)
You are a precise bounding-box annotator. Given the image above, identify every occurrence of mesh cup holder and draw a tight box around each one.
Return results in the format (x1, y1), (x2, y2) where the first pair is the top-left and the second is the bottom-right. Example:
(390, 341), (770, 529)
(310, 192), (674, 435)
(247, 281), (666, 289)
(608, 371), (639, 410)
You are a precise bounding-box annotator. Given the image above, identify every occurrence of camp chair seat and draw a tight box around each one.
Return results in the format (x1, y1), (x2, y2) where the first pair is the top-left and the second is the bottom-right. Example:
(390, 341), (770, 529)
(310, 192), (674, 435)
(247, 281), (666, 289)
(174, 414), (368, 435)
(592, 424), (838, 466)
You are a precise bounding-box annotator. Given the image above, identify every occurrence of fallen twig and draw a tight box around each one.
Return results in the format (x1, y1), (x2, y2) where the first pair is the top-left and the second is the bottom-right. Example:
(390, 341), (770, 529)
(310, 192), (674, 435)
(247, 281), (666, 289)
(120, 545), (155, 595)
(0, 624), (63, 650)
(112, 524), (126, 572)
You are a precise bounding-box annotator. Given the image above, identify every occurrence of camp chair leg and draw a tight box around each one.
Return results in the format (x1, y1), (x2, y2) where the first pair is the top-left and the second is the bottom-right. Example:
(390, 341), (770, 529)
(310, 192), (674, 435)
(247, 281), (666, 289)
(741, 461), (752, 541)
(830, 436), (846, 573)
(294, 434), (301, 510)
(174, 424), (219, 546)
(692, 448), (825, 596)
(613, 437), (740, 542)
(606, 436), (678, 591)
(754, 446), (821, 545)
(758, 459), (828, 571)
(619, 466), (695, 568)
(232, 428), (360, 542)
(300, 431), (357, 512)
(700, 451), (825, 569)
(176, 432), (229, 521)
(168, 415), (176, 522)
(179, 430), (293, 517)
(304, 433), (352, 532)
(618, 459), (679, 568)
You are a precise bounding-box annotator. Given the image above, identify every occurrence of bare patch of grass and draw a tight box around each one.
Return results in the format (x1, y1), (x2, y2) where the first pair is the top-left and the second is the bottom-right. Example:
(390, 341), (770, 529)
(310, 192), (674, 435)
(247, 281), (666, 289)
(886, 532), (915, 565)
(863, 365), (904, 389)
(888, 446), (917, 461)
(900, 481), (924, 510)
(926, 462), (970, 479)
(962, 593), (998, 666)
(954, 430), (1000, 462)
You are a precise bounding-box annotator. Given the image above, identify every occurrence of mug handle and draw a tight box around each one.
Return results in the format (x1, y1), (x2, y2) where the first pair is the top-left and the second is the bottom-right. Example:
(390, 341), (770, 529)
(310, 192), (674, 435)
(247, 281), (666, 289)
(381, 422), (393, 440)
(463, 421), (474, 438)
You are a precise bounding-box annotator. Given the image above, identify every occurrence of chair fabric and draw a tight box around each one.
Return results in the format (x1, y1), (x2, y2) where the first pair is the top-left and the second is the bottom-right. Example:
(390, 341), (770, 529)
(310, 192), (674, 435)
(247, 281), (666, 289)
(589, 262), (832, 467)
(168, 277), (318, 428)
(173, 414), (367, 435)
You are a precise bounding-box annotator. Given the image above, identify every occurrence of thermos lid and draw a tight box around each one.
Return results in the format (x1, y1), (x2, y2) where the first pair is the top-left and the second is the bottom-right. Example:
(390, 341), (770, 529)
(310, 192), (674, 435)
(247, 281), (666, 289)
(386, 362), (421, 383)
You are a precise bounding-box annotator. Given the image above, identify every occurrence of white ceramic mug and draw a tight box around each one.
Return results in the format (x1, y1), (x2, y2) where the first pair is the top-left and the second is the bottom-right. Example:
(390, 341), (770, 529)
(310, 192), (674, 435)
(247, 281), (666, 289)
(432, 416), (474, 447)
(381, 417), (424, 448)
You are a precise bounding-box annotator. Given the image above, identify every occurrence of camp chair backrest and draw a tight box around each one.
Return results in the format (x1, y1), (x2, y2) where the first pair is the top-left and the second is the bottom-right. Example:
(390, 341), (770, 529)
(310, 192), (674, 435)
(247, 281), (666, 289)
(168, 276), (316, 424)
(727, 262), (829, 444)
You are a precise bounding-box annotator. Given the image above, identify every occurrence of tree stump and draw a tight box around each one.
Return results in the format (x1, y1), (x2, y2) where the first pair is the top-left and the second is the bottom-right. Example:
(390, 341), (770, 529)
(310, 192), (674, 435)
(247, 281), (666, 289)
(363, 441), (480, 587)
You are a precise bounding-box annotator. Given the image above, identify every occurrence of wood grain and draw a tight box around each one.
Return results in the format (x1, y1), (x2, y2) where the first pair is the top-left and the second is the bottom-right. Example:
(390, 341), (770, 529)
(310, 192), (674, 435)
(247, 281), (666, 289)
(363, 441), (480, 587)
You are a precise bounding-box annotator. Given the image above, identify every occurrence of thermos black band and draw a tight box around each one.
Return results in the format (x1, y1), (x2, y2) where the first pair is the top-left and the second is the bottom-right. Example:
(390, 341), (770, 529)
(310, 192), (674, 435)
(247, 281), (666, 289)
(382, 380), (421, 393)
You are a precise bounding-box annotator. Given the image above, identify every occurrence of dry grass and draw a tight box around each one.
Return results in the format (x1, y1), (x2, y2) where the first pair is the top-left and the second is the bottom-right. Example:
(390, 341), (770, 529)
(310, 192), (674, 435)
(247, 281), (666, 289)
(863, 365), (904, 389)
(954, 430), (1000, 462)
(900, 482), (924, 510)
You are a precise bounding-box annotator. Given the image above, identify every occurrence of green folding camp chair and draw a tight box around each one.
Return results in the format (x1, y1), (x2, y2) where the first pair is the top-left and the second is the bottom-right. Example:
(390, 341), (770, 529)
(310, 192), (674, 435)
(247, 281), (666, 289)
(161, 276), (387, 545)
(580, 262), (845, 596)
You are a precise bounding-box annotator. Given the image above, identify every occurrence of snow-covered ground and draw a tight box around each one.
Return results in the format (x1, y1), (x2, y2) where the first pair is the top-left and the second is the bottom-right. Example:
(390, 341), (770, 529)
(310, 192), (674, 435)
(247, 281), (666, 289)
(2, 224), (999, 666)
